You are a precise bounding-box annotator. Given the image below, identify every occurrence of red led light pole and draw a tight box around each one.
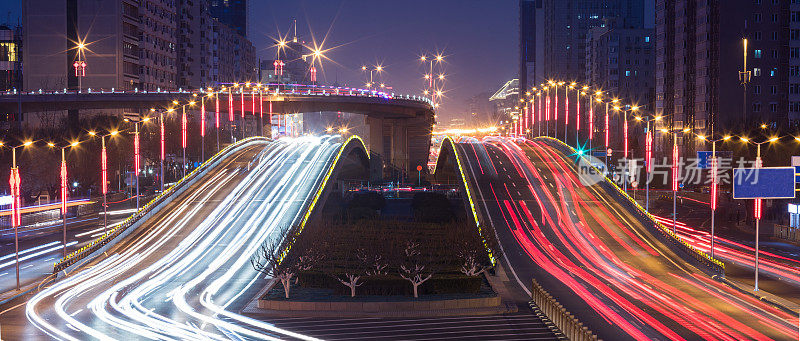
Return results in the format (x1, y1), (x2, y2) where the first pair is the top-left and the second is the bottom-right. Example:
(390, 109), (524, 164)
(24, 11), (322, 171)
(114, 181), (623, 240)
(259, 88), (264, 136)
(6, 140), (31, 290)
(201, 94), (206, 162)
(214, 89), (220, 152)
(240, 87), (245, 139)
(228, 86), (234, 142)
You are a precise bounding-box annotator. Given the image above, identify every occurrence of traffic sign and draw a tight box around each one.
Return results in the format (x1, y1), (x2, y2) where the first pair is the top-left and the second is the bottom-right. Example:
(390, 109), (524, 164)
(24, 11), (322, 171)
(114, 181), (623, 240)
(696, 151), (732, 169)
(607, 148), (613, 156)
(733, 167), (796, 199)
(416, 165), (423, 171)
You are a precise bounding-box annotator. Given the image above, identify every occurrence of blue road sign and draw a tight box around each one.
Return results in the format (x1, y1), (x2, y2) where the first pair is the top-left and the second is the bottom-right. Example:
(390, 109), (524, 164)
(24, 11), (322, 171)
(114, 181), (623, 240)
(733, 167), (796, 199)
(696, 151), (733, 169)
(593, 151), (607, 158)
(795, 166), (800, 183)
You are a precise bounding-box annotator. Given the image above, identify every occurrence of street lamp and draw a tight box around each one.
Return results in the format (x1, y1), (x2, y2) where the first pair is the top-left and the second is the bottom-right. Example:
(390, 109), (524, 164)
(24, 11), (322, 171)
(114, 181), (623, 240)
(614, 104), (639, 194)
(696, 133), (731, 259)
(2, 140), (33, 290)
(634, 114), (664, 213)
(73, 42), (87, 92)
(124, 116), (151, 210)
(660, 126), (693, 235)
(48, 140), (79, 257)
(88, 130), (118, 235)
(739, 135), (779, 291)
(173, 100), (196, 178)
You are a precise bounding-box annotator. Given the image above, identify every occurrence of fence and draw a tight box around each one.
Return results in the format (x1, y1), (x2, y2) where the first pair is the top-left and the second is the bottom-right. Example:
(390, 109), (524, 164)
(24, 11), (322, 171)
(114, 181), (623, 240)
(529, 278), (600, 341)
(774, 224), (800, 243)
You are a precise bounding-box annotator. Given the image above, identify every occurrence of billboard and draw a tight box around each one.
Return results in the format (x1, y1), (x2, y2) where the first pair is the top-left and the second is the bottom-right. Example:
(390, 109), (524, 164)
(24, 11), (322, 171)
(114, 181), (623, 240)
(732, 167), (796, 199)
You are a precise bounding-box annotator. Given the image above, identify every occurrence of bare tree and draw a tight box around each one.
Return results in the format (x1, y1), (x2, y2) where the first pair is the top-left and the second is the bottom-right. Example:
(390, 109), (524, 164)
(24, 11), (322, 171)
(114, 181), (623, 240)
(398, 241), (435, 298)
(250, 227), (298, 299)
(451, 221), (499, 277)
(357, 246), (388, 276)
(329, 243), (369, 297)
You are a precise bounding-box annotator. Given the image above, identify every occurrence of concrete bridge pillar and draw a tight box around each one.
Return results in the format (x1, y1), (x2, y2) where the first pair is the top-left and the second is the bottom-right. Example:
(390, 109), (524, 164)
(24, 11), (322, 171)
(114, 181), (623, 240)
(365, 115), (432, 181)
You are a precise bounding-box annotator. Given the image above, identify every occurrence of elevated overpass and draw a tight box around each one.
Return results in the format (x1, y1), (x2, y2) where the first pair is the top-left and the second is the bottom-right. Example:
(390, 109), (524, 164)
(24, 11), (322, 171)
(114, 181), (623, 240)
(0, 84), (433, 175)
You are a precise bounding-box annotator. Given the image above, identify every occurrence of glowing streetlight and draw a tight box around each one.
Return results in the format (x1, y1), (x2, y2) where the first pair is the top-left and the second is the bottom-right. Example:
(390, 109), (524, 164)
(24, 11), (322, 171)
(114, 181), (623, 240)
(48, 141), (80, 257)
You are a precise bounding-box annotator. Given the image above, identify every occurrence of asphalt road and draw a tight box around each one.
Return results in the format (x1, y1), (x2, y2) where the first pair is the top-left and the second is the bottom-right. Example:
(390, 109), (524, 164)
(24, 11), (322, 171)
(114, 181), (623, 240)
(457, 137), (798, 340)
(0, 136), (341, 340)
(0, 201), (136, 298)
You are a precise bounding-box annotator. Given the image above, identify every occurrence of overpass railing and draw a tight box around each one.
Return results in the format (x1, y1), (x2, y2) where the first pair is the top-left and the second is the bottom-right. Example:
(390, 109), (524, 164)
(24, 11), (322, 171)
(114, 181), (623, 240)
(53, 136), (270, 274)
(0, 83), (434, 107)
(530, 278), (600, 341)
(534, 137), (725, 276)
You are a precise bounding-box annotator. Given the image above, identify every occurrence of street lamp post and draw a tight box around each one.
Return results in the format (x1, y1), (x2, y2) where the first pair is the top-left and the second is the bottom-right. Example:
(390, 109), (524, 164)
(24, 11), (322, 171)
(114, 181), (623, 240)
(49, 141), (79, 257)
(4, 140), (32, 290)
(614, 105), (639, 194)
(173, 100), (196, 178)
(89, 130), (118, 235)
(125, 116), (151, 210)
(740, 136), (778, 291)
(698, 134), (731, 259)
(635, 114), (663, 213)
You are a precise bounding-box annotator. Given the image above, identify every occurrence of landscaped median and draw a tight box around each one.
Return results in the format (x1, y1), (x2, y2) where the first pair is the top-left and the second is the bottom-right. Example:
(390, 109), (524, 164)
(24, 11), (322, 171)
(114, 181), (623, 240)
(256, 278), (505, 317)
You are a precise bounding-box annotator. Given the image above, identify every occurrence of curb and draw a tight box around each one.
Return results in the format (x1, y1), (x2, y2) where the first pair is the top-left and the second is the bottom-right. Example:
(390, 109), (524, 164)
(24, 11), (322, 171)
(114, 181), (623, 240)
(714, 275), (799, 316)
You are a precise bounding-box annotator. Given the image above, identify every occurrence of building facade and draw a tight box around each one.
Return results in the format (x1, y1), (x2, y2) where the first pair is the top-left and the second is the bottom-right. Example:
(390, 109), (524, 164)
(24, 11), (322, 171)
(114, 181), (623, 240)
(519, 0), (646, 90)
(208, 0), (247, 37)
(0, 25), (21, 92)
(586, 26), (654, 107)
(656, 0), (794, 140)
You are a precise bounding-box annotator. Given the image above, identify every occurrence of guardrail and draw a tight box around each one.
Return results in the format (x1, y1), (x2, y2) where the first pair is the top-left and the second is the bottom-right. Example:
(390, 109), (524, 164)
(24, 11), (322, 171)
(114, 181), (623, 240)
(0, 83), (434, 106)
(53, 136), (270, 273)
(535, 137), (725, 276)
(774, 224), (800, 243)
(529, 278), (600, 341)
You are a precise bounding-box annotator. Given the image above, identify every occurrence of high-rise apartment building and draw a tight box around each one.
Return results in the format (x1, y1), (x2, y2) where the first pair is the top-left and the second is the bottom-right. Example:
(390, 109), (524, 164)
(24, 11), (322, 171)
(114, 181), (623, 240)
(586, 26), (654, 107)
(655, 0), (793, 139)
(0, 25), (21, 92)
(208, 0), (247, 37)
(519, 0), (646, 90)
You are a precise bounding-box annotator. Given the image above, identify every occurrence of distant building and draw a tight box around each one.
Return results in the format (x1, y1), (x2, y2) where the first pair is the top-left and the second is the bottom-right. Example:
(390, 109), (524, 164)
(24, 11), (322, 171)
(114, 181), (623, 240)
(208, 0), (247, 37)
(655, 0), (795, 140)
(489, 79), (520, 130)
(448, 118), (466, 129)
(212, 20), (257, 84)
(518, 0), (647, 90)
(586, 26), (654, 108)
(20, 0), (256, 129)
(466, 92), (494, 124)
(260, 38), (311, 84)
(0, 25), (21, 92)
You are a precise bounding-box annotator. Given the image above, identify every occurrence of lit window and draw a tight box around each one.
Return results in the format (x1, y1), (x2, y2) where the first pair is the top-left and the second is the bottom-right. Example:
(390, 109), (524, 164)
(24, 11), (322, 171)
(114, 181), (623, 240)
(754, 67), (762, 76)
(645, 36), (650, 43)
(754, 49), (762, 58)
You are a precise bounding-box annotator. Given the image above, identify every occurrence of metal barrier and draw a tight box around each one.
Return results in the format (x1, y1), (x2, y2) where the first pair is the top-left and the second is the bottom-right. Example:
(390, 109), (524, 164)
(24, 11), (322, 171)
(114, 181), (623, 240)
(53, 136), (270, 273)
(535, 137), (725, 276)
(529, 278), (600, 341)
(774, 224), (800, 243)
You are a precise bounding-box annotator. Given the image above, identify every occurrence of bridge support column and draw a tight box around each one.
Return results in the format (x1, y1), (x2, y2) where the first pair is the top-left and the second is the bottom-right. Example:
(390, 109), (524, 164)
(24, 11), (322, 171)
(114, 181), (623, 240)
(365, 115), (432, 182)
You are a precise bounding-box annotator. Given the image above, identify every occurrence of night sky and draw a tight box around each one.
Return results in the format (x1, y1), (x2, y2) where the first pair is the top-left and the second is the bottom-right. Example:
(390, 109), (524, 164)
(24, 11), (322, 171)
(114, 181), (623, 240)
(250, 1), (517, 123)
(4, 0), (518, 124)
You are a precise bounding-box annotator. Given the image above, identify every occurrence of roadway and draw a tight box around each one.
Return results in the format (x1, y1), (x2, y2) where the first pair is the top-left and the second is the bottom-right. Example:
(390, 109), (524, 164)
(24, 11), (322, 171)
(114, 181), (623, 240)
(0, 136), (341, 340)
(457, 136), (798, 340)
(0, 201), (136, 299)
